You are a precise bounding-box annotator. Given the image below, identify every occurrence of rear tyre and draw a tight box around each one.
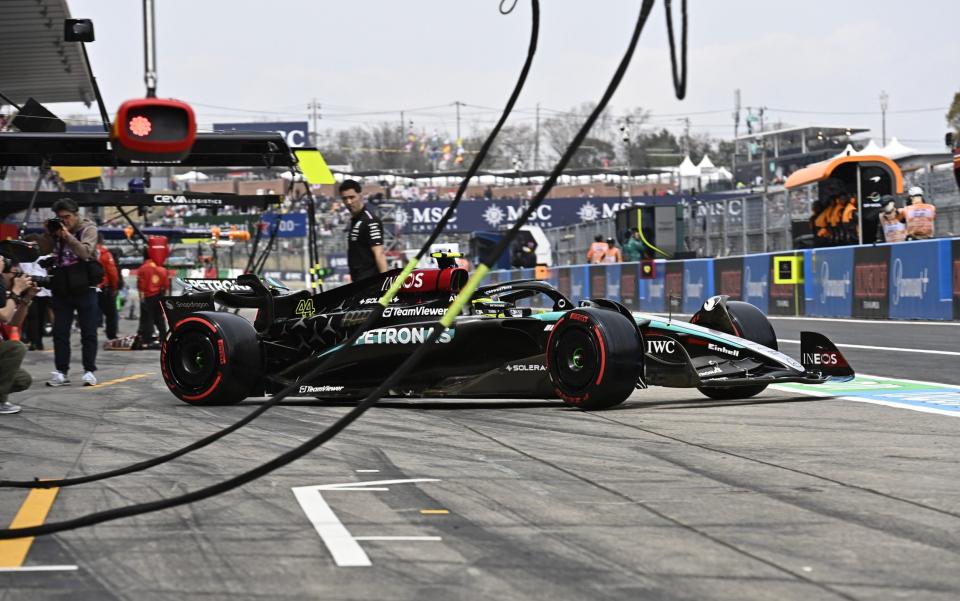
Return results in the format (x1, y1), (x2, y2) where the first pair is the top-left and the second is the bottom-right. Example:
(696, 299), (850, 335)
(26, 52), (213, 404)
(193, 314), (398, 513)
(546, 308), (642, 410)
(162, 311), (262, 405)
(697, 301), (773, 400)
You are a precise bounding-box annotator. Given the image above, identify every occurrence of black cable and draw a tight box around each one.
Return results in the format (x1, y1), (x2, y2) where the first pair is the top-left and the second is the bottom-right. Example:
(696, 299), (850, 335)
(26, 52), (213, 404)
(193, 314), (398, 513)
(0, 0), (544, 529)
(0, 0), (675, 539)
(0, 0), (540, 492)
(664, 0), (687, 99)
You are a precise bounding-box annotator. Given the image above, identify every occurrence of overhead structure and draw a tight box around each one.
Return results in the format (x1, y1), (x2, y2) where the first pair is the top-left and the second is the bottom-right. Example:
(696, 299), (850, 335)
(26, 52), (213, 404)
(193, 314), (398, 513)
(0, 0), (97, 106)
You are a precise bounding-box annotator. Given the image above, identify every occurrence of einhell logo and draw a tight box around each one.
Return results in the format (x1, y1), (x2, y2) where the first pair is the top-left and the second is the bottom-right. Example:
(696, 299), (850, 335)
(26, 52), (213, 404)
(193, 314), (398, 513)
(855, 262), (888, 299)
(719, 270), (742, 297)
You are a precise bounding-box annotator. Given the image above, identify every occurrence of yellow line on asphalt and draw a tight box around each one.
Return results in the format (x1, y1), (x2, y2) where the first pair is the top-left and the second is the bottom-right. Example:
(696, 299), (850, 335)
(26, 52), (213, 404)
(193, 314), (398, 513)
(0, 486), (60, 567)
(420, 509), (450, 515)
(87, 373), (153, 388)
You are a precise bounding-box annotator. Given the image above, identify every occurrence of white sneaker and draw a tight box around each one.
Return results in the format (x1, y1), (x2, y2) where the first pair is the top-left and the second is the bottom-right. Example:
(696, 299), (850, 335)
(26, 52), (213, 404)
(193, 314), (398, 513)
(0, 401), (21, 415)
(46, 371), (71, 387)
(82, 372), (97, 387)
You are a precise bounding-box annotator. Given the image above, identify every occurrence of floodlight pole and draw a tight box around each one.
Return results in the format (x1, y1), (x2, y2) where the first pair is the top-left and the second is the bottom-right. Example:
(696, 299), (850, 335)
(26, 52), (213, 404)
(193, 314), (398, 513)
(143, 0), (158, 98)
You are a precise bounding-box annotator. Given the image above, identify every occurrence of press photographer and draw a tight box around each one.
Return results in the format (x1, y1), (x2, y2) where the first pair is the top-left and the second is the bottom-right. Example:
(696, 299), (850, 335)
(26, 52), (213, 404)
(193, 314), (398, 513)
(38, 197), (103, 387)
(0, 246), (39, 415)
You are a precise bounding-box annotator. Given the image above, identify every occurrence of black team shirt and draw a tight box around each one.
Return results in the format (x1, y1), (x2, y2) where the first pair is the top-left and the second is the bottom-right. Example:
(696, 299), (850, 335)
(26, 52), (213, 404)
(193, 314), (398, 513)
(347, 205), (384, 281)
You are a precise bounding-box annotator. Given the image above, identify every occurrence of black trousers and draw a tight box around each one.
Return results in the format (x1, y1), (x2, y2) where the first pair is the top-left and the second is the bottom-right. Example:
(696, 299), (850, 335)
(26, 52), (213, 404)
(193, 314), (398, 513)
(98, 288), (119, 340)
(24, 296), (50, 349)
(52, 288), (99, 374)
(138, 294), (166, 341)
(0, 340), (31, 403)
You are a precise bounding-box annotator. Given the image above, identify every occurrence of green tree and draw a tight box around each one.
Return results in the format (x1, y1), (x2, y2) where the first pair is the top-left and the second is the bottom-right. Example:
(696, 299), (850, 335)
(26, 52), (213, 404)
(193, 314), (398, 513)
(947, 91), (960, 138)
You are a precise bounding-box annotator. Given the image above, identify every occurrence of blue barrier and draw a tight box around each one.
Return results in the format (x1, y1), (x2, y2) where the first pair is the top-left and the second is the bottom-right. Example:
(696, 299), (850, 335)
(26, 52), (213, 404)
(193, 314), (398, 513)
(682, 259), (714, 314)
(639, 260), (667, 312)
(485, 237), (958, 320)
(742, 254), (770, 313)
(888, 240), (953, 320)
(805, 247), (854, 318)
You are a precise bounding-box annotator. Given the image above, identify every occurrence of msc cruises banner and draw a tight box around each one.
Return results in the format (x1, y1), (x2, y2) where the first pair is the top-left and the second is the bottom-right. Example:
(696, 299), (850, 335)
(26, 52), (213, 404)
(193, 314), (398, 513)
(387, 194), (746, 234)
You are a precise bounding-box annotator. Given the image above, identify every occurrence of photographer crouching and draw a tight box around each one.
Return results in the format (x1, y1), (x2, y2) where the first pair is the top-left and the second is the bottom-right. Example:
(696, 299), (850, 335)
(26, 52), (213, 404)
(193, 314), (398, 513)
(0, 251), (39, 415)
(38, 198), (103, 387)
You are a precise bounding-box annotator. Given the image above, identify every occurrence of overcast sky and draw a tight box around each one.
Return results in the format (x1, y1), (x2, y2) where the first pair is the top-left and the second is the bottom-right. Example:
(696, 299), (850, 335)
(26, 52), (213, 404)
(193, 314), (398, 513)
(57, 0), (959, 151)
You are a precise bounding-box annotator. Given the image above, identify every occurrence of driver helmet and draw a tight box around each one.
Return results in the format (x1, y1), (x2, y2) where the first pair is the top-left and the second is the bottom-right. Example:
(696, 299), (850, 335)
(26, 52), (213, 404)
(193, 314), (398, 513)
(880, 194), (897, 213)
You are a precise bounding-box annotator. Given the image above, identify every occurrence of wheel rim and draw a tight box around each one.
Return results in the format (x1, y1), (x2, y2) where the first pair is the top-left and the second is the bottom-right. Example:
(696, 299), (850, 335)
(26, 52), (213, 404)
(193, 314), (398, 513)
(553, 327), (598, 390)
(169, 330), (218, 391)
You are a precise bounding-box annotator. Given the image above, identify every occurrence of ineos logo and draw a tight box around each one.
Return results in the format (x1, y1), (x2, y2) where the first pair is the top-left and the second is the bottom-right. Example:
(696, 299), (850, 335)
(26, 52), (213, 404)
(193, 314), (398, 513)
(381, 272), (425, 292)
(802, 352), (841, 366)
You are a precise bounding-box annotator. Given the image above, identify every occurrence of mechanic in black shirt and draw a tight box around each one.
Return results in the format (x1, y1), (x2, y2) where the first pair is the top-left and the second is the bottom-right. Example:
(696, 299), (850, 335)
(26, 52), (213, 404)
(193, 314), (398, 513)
(342, 179), (388, 281)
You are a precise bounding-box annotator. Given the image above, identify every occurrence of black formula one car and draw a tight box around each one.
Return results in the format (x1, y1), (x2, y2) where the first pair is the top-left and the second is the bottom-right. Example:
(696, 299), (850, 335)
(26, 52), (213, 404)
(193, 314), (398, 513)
(159, 254), (854, 410)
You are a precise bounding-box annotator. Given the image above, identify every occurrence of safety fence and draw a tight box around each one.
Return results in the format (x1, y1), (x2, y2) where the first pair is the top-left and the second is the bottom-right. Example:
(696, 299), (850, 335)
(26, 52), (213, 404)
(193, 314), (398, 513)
(488, 236), (960, 321)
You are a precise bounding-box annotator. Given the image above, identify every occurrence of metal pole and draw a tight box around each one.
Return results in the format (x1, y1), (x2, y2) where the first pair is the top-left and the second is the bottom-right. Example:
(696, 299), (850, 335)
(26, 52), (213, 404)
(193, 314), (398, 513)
(856, 164), (863, 245)
(143, 0), (158, 97)
(454, 101), (461, 142)
(741, 197), (748, 254)
(721, 198), (728, 256)
(534, 102), (540, 170)
(879, 91), (889, 147)
(759, 107), (768, 252)
(732, 89), (740, 190)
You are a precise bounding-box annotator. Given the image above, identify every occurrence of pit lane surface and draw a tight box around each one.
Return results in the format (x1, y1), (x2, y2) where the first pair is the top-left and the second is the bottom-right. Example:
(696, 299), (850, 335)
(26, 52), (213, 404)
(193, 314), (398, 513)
(2, 330), (959, 601)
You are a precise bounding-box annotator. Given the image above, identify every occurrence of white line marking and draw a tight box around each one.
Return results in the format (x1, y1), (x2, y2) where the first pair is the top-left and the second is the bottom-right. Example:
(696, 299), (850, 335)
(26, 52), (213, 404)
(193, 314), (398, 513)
(352, 536), (442, 541)
(768, 315), (960, 326)
(292, 487), (370, 567)
(0, 565), (79, 572)
(292, 478), (442, 568)
(355, 469), (380, 473)
(777, 339), (960, 357)
(650, 312), (960, 327)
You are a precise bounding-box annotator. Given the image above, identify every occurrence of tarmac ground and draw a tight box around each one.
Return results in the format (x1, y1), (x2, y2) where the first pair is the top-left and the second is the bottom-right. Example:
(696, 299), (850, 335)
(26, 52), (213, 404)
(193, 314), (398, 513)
(1, 315), (959, 601)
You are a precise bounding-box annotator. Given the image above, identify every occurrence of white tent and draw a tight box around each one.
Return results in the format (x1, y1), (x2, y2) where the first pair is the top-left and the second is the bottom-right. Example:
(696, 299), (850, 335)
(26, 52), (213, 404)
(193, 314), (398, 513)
(833, 144), (857, 159)
(858, 139), (883, 155)
(697, 154), (716, 172)
(880, 137), (916, 159)
(678, 155), (700, 177)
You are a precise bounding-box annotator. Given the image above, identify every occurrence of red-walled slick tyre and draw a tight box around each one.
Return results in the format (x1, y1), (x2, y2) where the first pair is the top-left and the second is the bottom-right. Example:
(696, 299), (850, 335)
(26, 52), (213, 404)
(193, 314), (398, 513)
(546, 307), (642, 410)
(161, 311), (262, 405)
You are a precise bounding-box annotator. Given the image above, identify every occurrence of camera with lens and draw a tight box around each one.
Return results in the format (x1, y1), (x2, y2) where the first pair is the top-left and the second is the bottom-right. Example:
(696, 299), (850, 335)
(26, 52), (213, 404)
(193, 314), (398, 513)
(14, 272), (52, 290)
(46, 217), (65, 233)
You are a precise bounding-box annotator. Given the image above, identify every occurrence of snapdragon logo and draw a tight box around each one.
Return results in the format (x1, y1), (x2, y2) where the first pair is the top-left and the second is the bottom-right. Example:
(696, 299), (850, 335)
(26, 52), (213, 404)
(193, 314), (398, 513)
(891, 258), (929, 305)
(744, 265), (767, 299)
(818, 261), (850, 304)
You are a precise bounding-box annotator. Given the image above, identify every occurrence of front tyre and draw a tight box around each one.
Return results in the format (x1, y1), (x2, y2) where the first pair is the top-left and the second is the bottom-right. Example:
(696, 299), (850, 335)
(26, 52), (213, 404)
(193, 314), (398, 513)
(697, 301), (773, 400)
(162, 311), (262, 405)
(546, 308), (642, 410)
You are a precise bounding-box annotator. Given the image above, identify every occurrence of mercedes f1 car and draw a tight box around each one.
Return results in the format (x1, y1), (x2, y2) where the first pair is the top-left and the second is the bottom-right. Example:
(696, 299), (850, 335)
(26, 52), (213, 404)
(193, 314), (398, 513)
(159, 254), (854, 410)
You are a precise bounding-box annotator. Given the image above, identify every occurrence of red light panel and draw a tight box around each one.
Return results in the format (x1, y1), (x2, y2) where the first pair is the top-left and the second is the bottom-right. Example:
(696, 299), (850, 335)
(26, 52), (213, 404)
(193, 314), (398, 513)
(129, 115), (152, 137)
